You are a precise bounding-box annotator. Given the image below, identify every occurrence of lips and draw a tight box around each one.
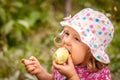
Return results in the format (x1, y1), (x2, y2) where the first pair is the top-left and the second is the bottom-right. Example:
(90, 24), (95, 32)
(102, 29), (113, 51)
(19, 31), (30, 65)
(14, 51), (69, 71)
(67, 50), (71, 54)
(64, 47), (71, 54)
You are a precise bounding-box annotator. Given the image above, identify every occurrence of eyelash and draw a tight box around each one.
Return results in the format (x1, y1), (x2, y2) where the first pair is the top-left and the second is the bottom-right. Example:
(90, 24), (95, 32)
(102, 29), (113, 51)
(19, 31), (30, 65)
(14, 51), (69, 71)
(74, 37), (80, 42)
(63, 31), (69, 36)
(63, 30), (80, 42)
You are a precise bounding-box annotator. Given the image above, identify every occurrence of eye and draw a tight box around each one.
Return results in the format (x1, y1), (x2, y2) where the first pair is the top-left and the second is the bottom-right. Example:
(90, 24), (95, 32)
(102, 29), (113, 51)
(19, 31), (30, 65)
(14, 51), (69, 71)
(74, 37), (80, 42)
(63, 31), (69, 36)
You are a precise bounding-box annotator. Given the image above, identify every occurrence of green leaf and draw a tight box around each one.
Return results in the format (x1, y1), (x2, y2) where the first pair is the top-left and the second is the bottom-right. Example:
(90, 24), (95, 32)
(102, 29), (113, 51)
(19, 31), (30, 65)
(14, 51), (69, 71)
(18, 20), (29, 28)
(2, 20), (14, 35)
(28, 11), (40, 26)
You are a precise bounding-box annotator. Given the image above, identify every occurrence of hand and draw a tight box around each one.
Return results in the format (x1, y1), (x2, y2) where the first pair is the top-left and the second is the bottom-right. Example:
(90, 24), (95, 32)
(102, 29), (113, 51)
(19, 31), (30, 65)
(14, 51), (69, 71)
(53, 55), (78, 79)
(21, 56), (45, 75)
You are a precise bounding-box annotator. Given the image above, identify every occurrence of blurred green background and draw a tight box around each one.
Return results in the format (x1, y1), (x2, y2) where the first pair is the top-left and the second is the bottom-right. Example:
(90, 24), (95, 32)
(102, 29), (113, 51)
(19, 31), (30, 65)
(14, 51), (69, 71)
(0, 0), (120, 80)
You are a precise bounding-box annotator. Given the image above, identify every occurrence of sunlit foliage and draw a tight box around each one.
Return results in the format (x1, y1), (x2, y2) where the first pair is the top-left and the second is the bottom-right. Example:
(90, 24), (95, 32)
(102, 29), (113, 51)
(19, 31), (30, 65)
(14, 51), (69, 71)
(0, 0), (120, 80)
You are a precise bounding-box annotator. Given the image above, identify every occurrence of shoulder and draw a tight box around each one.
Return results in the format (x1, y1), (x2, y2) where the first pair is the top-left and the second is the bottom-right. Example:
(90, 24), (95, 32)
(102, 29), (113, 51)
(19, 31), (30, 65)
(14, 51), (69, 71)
(98, 67), (110, 73)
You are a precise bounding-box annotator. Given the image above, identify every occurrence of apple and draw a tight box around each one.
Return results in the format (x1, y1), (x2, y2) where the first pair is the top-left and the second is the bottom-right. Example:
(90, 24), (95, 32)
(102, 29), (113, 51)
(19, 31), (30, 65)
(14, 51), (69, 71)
(53, 47), (69, 64)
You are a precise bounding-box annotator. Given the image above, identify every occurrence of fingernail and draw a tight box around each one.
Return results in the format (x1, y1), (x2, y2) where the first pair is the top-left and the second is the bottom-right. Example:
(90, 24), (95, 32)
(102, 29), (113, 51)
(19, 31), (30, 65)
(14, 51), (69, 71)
(29, 56), (34, 61)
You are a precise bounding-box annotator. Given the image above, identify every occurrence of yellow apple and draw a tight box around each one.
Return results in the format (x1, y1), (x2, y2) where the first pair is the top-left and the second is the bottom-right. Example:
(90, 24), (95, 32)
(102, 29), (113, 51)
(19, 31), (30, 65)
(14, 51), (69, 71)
(53, 47), (69, 64)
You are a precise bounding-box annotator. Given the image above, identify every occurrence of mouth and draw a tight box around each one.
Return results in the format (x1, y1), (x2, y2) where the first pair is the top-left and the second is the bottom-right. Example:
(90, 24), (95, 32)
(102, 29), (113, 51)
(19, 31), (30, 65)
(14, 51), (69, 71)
(64, 47), (71, 54)
(68, 50), (71, 54)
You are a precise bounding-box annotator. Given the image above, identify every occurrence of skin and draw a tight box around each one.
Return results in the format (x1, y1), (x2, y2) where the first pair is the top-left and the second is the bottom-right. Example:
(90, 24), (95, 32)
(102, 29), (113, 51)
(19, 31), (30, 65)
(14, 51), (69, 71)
(21, 56), (53, 80)
(21, 26), (90, 80)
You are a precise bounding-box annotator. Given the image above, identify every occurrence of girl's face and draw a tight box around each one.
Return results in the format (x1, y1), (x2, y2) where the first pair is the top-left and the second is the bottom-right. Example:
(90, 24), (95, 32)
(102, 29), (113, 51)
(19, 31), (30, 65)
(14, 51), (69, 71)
(61, 27), (89, 65)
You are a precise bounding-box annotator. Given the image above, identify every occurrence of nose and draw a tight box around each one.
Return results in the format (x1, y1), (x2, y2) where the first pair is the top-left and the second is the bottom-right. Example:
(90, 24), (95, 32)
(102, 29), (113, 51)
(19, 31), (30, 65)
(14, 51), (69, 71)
(63, 36), (71, 46)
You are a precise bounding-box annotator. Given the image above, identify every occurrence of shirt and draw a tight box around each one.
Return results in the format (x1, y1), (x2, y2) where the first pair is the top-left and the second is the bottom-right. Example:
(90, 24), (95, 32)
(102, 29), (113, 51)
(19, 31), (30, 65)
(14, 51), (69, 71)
(52, 66), (111, 80)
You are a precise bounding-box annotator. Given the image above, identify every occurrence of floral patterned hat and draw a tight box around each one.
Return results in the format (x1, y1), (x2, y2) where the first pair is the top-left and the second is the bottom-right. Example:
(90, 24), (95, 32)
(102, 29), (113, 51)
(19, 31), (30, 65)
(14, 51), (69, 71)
(60, 8), (114, 64)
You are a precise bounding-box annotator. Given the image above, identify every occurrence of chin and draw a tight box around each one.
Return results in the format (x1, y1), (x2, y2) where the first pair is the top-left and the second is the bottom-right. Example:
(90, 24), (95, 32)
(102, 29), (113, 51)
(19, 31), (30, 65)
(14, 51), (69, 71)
(73, 61), (84, 66)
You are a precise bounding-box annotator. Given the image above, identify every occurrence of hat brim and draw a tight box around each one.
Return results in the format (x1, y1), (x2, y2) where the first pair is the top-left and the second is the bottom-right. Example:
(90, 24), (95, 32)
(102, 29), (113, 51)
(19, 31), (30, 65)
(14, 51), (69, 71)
(60, 20), (110, 64)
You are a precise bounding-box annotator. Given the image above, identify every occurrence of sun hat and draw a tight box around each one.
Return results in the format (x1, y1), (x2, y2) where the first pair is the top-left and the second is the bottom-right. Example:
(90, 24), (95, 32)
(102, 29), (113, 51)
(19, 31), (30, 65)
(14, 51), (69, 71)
(60, 8), (114, 64)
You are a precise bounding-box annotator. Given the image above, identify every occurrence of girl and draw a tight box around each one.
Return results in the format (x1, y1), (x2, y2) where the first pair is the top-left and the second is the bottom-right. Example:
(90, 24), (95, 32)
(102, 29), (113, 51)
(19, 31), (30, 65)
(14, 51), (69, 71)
(22, 8), (114, 80)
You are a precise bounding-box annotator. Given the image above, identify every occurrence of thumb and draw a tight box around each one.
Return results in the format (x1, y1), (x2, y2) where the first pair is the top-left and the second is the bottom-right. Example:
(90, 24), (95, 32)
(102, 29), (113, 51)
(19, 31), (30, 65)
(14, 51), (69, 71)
(68, 55), (74, 65)
(29, 56), (35, 60)
(29, 56), (36, 61)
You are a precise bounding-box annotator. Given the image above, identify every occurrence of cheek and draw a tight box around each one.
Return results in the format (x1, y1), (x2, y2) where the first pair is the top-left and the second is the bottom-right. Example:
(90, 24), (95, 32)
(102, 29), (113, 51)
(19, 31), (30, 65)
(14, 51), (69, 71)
(71, 50), (87, 65)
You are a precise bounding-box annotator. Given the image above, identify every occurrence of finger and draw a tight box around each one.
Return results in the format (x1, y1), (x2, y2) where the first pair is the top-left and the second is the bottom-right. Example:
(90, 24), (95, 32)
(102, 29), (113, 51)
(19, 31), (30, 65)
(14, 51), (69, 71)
(29, 56), (38, 62)
(53, 61), (59, 70)
(29, 57), (41, 67)
(26, 64), (35, 69)
(30, 68), (39, 75)
(22, 59), (34, 66)
(53, 61), (63, 70)
(29, 56), (35, 61)
(21, 59), (25, 63)
(27, 66), (36, 72)
(21, 59), (28, 64)
(68, 55), (73, 65)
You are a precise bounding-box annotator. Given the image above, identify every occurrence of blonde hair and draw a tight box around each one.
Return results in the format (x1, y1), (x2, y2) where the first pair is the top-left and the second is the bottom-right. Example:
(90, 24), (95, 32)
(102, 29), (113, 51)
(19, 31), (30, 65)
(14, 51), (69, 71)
(54, 34), (63, 47)
(84, 51), (109, 71)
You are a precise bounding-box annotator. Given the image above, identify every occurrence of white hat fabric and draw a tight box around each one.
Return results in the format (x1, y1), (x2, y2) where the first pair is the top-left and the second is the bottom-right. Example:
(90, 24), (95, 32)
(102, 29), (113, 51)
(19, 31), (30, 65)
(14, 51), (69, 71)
(60, 8), (114, 64)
